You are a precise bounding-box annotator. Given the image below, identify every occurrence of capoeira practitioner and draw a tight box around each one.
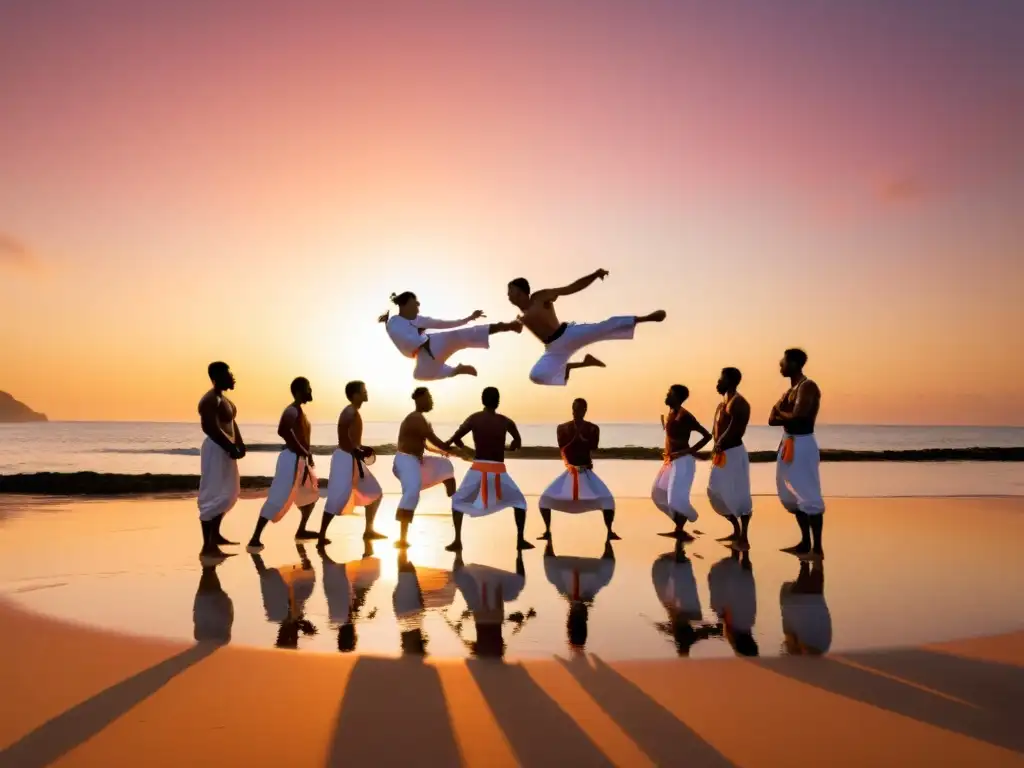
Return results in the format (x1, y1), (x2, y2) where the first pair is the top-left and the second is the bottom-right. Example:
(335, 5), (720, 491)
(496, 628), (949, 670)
(544, 540), (616, 651)
(318, 380), (385, 546)
(444, 387), (532, 552)
(193, 557), (234, 645)
(379, 291), (522, 380)
(708, 550), (758, 657)
(769, 348), (825, 559)
(538, 398), (618, 541)
(392, 387), (457, 549)
(251, 545), (318, 649)
(319, 545), (380, 653)
(197, 361), (245, 556)
(781, 560), (831, 656)
(393, 551), (456, 656)
(707, 367), (753, 548)
(651, 542), (722, 656)
(506, 269), (666, 386)
(446, 556), (529, 658)
(652, 385), (712, 541)
(247, 377), (320, 550)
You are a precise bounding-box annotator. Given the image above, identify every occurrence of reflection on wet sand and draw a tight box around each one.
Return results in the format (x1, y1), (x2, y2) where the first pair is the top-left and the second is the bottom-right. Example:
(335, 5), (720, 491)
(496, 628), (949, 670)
(708, 549), (759, 656)
(781, 559), (831, 655)
(392, 551), (455, 656)
(652, 542), (723, 655)
(544, 540), (616, 652)
(252, 543), (318, 649)
(193, 555), (234, 645)
(444, 554), (536, 658)
(319, 541), (381, 653)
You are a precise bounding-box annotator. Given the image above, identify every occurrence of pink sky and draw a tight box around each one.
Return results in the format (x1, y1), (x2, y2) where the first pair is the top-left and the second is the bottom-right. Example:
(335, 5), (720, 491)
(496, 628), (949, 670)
(1, 1), (1022, 425)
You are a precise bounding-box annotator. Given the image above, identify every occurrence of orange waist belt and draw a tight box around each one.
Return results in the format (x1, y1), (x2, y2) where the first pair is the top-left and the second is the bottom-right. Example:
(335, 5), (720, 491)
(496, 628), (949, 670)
(712, 451), (727, 468)
(561, 449), (591, 500)
(663, 450), (688, 465)
(471, 461), (505, 506)
(780, 437), (795, 464)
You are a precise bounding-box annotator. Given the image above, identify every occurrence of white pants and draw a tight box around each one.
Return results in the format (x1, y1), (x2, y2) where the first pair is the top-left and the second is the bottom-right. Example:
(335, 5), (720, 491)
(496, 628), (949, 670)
(323, 557), (381, 625)
(324, 449), (383, 516)
(529, 316), (636, 386)
(197, 438), (241, 521)
(544, 556), (616, 603)
(707, 446), (753, 518)
(454, 564), (526, 622)
(781, 587), (832, 654)
(651, 554), (702, 621)
(776, 434), (825, 515)
(708, 555), (756, 632)
(392, 452), (455, 516)
(193, 590), (234, 644)
(539, 466), (614, 513)
(259, 449), (320, 522)
(652, 454), (698, 523)
(413, 325), (490, 380)
(451, 461), (527, 517)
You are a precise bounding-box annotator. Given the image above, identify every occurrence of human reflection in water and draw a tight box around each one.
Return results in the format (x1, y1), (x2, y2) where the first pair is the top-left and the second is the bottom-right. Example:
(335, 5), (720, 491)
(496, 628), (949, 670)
(392, 551), (456, 657)
(544, 540), (616, 652)
(781, 559), (831, 655)
(320, 540), (381, 653)
(193, 554), (234, 645)
(708, 549), (758, 656)
(251, 543), (318, 650)
(443, 553), (536, 659)
(652, 541), (722, 656)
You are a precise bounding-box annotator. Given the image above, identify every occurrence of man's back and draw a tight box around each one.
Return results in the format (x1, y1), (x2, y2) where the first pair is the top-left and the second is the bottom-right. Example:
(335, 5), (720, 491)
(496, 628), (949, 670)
(558, 420), (598, 467)
(467, 410), (512, 462)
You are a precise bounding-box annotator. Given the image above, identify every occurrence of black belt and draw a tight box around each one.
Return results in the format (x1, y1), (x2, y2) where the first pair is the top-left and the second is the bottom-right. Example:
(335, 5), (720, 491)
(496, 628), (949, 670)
(543, 322), (568, 345)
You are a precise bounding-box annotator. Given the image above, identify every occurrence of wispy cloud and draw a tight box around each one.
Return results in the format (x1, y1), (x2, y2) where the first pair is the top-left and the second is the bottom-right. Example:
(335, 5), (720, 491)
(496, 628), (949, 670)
(0, 232), (42, 273)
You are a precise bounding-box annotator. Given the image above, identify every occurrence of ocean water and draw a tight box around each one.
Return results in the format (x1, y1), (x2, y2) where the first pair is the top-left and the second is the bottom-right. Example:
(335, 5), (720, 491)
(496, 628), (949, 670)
(2, 422), (1023, 497)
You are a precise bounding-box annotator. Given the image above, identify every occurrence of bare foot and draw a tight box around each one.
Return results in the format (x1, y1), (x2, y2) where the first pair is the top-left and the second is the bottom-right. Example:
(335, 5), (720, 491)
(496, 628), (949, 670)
(363, 530), (387, 540)
(607, 531), (622, 541)
(395, 539), (410, 549)
(730, 538), (750, 552)
(581, 354), (605, 369)
(317, 537), (331, 548)
(444, 541), (463, 552)
(517, 539), (536, 551)
(454, 364), (478, 377)
(716, 533), (739, 542)
(295, 530), (319, 540)
(639, 310), (667, 323)
(537, 531), (552, 541)
(781, 543), (811, 556)
(246, 542), (264, 553)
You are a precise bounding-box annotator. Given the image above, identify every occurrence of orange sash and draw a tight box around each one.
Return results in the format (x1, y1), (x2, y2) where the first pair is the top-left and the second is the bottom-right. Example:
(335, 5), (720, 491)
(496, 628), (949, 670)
(560, 447), (586, 500)
(663, 450), (687, 466)
(781, 437), (795, 464)
(712, 451), (727, 468)
(471, 461), (505, 507)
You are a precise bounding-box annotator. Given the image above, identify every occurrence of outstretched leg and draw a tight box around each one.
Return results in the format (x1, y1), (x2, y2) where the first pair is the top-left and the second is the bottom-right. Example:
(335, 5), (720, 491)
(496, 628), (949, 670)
(636, 310), (667, 324)
(446, 510), (464, 552)
(363, 498), (386, 540)
(538, 508), (552, 540)
(603, 509), (621, 541)
(564, 354), (606, 383)
(295, 503), (318, 539)
(515, 508), (534, 550)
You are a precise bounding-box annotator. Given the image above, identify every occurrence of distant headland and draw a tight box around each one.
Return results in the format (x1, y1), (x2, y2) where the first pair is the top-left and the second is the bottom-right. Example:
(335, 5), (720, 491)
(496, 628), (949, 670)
(0, 392), (47, 423)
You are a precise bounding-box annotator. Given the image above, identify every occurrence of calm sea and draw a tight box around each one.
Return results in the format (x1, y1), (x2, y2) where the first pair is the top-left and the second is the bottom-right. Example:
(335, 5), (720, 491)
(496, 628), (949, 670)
(2, 422), (1023, 497)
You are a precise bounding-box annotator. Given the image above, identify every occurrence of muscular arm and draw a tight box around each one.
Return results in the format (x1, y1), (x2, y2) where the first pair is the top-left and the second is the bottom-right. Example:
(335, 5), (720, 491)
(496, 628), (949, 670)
(446, 415), (474, 448)
(556, 424), (574, 450)
(419, 416), (451, 453)
(278, 407), (311, 460)
(590, 425), (600, 450)
(791, 382), (820, 419)
(688, 415), (713, 455)
(506, 417), (522, 452)
(531, 269), (607, 304)
(414, 312), (483, 331)
(768, 394), (789, 426)
(233, 422), (245, 452)
(199, 397), (238, 455)
(715, 399), (750, 449)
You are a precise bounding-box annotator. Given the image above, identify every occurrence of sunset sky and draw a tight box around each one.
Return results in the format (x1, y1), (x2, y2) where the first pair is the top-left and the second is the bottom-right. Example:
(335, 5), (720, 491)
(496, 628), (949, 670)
(2, 1), (1023, 426)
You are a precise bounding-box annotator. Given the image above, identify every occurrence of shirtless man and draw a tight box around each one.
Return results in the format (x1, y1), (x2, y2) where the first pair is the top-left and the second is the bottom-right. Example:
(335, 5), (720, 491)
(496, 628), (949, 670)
(318, 380), (386, 545)
(651, 385), (712, 541)
(537, 398), (618, 541)
(248, 377), (320, 550)
(197, 361), (245, 556)
(506, 270), (666, 386)
(769, 348), (824, 559)
(391, 387), (457, 548)
(444, 387), (531, 552)
(379, 291), (522, 381)
(708, 367), (754, 548)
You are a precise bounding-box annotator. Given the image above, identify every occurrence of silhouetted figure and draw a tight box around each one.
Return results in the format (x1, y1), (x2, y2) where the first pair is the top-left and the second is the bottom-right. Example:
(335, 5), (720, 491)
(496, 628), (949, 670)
(652, 385), (712, 541)
(251, 544), (318, 650)
(444, 553), (534, 659)
(507, 271), (666, 385)
(379, 290), (522, 381)
(392, 387), (457, 549)
(319, 541), (380, 653)
(652, 542), (722, 656)
(781, 560), (831, 656)
(444, 387), (531, 552)
(193, 554), (234, 645)
(538, 398), (618, 542)
(249, 377), (319, 550)
(708, 367), (754, 548)
(769, 348), (825, 559)
(197, 361), (244, 556)
(319, 380), (386, 546)
(392, 550), (456, 657)
(708, 550), (759, 657)
(544, 540), (616, 652)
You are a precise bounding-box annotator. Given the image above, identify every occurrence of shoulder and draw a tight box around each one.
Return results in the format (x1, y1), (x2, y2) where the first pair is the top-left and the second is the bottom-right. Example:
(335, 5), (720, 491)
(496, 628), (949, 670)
(585, 420), (599, 432)
(733, 394), (751, 410)
(198, 390), (218, 408)
(339, 405), (355, 421)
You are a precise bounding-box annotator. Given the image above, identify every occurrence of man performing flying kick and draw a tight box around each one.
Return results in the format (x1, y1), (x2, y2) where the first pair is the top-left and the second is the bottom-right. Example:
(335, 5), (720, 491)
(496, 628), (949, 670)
(379, 291), (522, 381)
(507, 269), (666, 386)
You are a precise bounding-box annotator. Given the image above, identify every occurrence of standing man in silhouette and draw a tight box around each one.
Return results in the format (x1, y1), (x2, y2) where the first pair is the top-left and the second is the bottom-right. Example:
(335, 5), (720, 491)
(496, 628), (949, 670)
(197, 361), (245, 556)
(708, 367), (753, 548)
(652, 385), (712, 541)
(506, 269), (666, 386)
(769, 348), (824, 559)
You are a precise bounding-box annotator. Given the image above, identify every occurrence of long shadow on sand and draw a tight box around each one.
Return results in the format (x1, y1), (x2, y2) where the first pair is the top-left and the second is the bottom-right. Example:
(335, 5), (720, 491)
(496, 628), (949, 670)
(0, 643), (220, 768)
(325, 657), (460, 766)
(557, 654), (733, 766)
(756, 650), (1024, 753)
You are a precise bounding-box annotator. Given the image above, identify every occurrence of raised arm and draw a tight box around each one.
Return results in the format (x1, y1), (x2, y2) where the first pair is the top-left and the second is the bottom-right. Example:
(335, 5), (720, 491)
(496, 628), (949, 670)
(532, 269), (608, 304)
(199, 395), (239, 456)
(506, 417), (522, 452)
(415, 310), (484, 330)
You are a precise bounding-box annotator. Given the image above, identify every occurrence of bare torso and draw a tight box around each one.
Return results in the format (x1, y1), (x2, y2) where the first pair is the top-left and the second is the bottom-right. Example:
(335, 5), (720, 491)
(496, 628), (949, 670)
(778, 378), (820, 435)
(558, 420), (598, 467)
(397, 412), (429, 458)
(282, 405), (312, 452)
(665, 408), (698, 455)
(199, 389), (237, 442)
(713, 394), (749, 451)
(520, 298), (562, 342)
(464, 411), (513, 462)
(338, 405), (362, 452)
